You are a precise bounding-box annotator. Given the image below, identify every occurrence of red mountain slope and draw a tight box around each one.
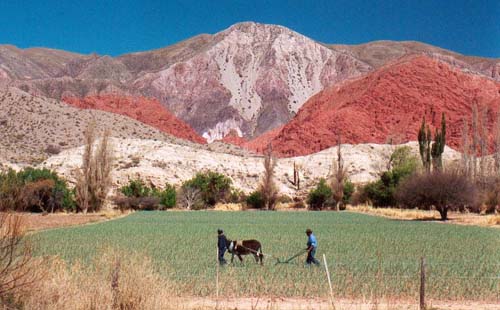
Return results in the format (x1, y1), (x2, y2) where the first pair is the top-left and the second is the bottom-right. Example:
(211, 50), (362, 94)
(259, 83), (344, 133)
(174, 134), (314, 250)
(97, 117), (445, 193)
(218, 129), (247, 146)
(63, 95), (206, 144)
(243, 126), (283, 153)
(251, 56), (500, 157)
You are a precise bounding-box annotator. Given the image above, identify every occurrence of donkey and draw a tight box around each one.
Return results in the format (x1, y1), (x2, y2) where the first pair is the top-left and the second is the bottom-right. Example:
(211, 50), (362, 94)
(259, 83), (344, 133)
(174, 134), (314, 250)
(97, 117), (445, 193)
(227, 239), (264, 265)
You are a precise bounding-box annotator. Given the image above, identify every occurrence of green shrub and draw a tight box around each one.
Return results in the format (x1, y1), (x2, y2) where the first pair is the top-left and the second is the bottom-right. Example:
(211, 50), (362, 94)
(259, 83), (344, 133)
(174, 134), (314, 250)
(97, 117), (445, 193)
(363, 179), (395, 207)
(120, 179), (151, 198)
(363, 147), (418, 207)
(307, 178), (332, 210)
(228, 188), (246, 203)
(0, 169), (24, 211)
(343, 180), (355, 205)
(182, 171), (232, 206)
(156, 183), (176, 209)
(390, 146), (419, 174)
(246, 191), (265, 209)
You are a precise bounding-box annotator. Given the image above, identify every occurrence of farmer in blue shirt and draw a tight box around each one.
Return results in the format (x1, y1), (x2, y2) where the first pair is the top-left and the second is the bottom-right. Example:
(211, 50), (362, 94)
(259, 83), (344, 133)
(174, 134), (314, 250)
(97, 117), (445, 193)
(305, 228), (320, 265)
(217, 229), (228, 265)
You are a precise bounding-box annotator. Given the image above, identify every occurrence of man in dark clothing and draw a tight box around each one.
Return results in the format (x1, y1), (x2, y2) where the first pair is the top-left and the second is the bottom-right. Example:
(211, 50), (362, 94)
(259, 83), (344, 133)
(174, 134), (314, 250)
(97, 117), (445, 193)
(305, 228), (320, 265)
(217, 229), (228, 265)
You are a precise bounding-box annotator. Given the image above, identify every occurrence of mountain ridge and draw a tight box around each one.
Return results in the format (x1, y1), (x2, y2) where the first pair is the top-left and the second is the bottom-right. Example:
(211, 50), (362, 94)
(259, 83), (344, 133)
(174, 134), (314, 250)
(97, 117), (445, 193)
(1, 22), (498, 145)
(249, 55), (500, 157)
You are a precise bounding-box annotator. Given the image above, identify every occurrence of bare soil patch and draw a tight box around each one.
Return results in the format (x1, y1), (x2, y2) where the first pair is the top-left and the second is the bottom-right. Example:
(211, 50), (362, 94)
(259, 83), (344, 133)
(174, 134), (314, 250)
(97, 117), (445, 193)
(13, 211), (126, 232)
(178, 297), (500, 310)
(347, 205), (500, 228)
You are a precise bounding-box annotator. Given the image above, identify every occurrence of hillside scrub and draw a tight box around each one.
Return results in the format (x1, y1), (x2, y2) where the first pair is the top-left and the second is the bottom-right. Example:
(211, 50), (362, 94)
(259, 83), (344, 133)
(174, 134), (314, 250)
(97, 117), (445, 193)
(0, 168), (75, 213)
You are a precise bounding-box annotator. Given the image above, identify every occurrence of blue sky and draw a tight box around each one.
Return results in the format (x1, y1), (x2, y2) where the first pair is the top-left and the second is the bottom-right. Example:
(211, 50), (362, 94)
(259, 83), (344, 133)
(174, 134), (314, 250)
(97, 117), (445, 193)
(0, 0), (498, 58)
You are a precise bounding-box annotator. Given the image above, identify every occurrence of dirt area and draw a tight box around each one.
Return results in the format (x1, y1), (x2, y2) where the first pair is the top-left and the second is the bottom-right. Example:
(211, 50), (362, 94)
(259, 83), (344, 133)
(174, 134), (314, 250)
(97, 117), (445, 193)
(347, 205), (500, 228)
(12, 211), (127, 232)
(177, 297), (500, 310)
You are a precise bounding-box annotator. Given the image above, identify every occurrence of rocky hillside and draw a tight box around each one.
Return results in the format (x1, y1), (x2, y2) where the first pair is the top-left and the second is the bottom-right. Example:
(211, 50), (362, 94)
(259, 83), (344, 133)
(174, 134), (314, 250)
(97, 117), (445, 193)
(0, 88), (185, 164)
(42, 138), (461, 196)
(63, 95), (206, 144)
(1, 23), (372, 142)
(250, 56), (500, 157)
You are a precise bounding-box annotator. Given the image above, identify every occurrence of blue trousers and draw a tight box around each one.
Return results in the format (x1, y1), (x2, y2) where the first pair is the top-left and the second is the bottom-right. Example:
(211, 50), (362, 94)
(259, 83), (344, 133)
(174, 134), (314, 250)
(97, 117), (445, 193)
(306, 248), (320, 265)
(218, 248), (227, 265)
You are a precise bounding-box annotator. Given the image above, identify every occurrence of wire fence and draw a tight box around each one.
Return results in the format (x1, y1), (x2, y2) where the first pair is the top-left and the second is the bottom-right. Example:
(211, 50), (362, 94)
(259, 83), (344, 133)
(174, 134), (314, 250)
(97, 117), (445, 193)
(174, 255), (500, 309)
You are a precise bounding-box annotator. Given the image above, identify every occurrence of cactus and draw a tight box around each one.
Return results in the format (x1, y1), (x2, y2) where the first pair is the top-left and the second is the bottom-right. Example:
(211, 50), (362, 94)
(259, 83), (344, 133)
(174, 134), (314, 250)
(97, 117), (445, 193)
(431, 113), (446, 171)
(287, 162), (301, 190)
(418, 117), (432, 172)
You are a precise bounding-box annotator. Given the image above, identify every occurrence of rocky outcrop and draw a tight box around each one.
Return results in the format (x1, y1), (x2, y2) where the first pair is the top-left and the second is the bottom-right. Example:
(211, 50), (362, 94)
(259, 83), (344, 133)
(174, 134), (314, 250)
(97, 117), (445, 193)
(254, 56), (500, 157)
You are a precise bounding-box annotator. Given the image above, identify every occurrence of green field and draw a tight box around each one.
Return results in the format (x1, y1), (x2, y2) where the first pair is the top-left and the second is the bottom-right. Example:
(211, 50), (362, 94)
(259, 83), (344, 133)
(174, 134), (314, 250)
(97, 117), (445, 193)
(33, 211), (500, 301)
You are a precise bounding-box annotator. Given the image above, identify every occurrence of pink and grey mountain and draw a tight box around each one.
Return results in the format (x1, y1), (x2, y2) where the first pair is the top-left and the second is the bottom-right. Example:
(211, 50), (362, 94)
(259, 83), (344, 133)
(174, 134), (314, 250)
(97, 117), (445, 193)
(1, 22), (499, 144)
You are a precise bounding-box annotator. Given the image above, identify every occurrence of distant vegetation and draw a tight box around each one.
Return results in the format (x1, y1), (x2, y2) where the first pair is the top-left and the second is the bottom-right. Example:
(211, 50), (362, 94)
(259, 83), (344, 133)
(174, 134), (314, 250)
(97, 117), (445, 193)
(1, 110), (499, 218)
(181, 171), (232, 209)
(0, 167), (75, 213)
(246, 190), (265, 209)
(360, 145), (418, 207)
(307, 178), (331, 210)
(114, 179), (176, 211)
(352, 110), (500, 219)
(397, 170), (477, 220)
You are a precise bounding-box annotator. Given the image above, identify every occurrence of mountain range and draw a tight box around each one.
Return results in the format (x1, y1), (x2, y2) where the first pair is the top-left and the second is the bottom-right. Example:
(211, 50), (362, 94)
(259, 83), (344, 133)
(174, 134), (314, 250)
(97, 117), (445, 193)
(1, 21), (499, 162)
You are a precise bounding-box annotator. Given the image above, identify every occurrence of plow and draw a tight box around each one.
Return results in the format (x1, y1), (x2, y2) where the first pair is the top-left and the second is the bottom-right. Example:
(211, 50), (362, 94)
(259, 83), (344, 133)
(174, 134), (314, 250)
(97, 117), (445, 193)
(274, 249), (308, 265)
(231, 243), (308, 266)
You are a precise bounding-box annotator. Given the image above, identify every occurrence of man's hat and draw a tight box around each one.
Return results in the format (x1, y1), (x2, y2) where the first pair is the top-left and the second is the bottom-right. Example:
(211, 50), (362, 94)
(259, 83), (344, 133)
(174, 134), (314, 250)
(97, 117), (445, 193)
(305, 228), (312, 234)
(217, 229), (223, 234)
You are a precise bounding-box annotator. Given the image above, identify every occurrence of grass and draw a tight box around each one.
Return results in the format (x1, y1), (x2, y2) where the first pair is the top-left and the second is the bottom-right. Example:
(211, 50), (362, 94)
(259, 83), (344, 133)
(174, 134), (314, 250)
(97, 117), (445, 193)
(32, 211), (500, 301)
